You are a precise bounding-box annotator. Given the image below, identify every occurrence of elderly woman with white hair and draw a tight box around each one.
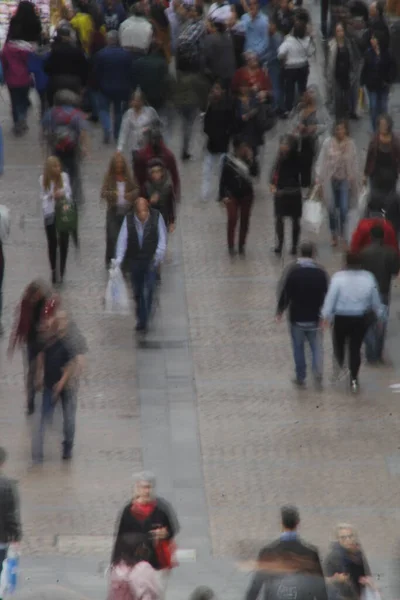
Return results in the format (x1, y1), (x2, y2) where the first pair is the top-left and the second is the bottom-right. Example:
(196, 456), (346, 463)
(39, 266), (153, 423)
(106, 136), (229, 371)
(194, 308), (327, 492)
(112, 472), (179, 589)
(324, 523), (375, 600)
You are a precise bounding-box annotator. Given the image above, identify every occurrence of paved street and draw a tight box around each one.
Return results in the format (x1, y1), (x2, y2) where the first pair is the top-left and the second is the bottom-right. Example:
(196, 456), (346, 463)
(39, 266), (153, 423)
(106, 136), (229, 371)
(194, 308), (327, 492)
(1, 9), (400, 597)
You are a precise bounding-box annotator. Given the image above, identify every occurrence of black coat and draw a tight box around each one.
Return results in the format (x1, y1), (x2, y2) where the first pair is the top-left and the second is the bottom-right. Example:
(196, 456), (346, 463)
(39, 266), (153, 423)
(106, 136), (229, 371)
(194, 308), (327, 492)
(112, 497), (179, 569)
(219, 154), (254, 203)
(324, 542), (371, 600)
(204, 100), (233, 154)
(271, 151), (302, 218)
(45, 42), (89, 90)
(258, 537), (325, 576)
(360, 47), (396, 91)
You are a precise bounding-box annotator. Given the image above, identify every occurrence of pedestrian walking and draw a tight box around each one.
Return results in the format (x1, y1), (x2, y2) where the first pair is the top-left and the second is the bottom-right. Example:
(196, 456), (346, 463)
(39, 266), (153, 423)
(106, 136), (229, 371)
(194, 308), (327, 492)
(143, 160), (176, 233)
(204, 21), (236, 88)
(101, 152), (139, 269)
(326, 22), (358, 119)
(219, 138), (254, 257)
(350, 213), (398, 252)
(40, 156), (75, 285)
(0, 447), (22, 575)
(324, 524), (375, 600)
(271, 135), (302, 257)
(115, 198), (167, 333)
(8, 280), (51, 415)
(32, 300), (80, 462)
(108, 534), (161, 600)
(276, 242), (329, 388)
(201, 82), (233, 202)
(364, 114), (400, 196)
(359, 225), (400, 363)
(315, 120), (358, 248)
(321, 251), (383, 393)
(112, 472), (179, 592)
(1, 38), (33, 136)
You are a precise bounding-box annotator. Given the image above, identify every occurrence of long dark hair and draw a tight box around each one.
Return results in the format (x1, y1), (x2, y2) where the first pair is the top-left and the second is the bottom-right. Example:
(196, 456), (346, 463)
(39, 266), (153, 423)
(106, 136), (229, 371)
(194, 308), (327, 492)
(112, 534), (151, 567)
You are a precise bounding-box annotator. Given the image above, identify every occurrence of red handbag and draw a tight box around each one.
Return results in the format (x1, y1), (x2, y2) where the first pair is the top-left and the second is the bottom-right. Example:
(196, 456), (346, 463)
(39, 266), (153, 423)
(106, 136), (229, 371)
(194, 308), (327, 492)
(155, 540), (178, 570)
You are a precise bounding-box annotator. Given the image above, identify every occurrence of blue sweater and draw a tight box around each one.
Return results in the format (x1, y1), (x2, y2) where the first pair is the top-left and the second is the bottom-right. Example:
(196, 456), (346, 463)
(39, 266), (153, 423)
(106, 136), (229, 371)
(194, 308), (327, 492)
(27, 51), (49, 93)
(92, 46), (132, 100)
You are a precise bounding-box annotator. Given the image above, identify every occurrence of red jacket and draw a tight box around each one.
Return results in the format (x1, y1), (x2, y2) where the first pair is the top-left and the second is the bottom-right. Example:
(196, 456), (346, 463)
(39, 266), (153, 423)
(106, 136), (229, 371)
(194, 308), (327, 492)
(134, 142), (180, 201)
(231, 67), (272, 95)
(350, 218), (399, 253)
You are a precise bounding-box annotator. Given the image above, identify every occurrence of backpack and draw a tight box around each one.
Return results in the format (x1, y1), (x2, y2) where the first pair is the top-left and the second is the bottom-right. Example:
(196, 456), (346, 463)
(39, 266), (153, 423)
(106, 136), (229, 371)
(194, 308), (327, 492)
(51, 107), (80, 153)
(0, 205), (10, 242)
(176, 26), (200, 72)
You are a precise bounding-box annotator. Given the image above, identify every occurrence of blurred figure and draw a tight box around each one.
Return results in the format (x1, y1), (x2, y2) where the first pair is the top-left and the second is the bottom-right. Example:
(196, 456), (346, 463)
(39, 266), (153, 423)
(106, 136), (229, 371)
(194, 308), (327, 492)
(315, 120), (358, 248)
(134, 127), (181, 201)
(6, 0), (42, 43)
(119, 3), (153, 52)
(1, 38), (33, 136)
(321, 252), (383, 392)
(44, 26), (89, 107)
(324, 524), (375, 600)
(102, 0), (126, 31)
(92, 30), (132, 144)
(42, 89), (88, 204)
(273, 0), (295, 36)
(109, 534), (161, 600)
(327, 22), (357, 119)
(40, 156), (73, 285)
(131, 42), (170, 127)
(175, 70), (204, 161)
(144, 160), (176, 233)
(219, 138), (254, 257)
(202, 82), (233, 202)
(364, 114), (400, 196)
(101, 153), (139, 268)
(270, 135), (302, 257)
(351, 213), (398, 253)
(293, 88), (323, 196)
(0, 447), (22, 575)
(233, 82), (262, 177)
(365, 188), (400, 235)
(265, 19), (283, 114)
(238, 0), (269, 66)
(112, 472), (180, 586)
(232, 51), (272, 99)
(204, 20), (236, 89)
(117, 89), (159, 169)
(208, 0), (232, 23)
(363, 1), (390, 50)
(8, 280), (51, 415)
(175, 5), (206, 74)
(359, 225), (400, 363)
(276, 243), (329, 388)
(360, 33), (396, 131)
(115, 198), (167, 333)
(70, 0), (96, 55)
(278, 15), (314, 115)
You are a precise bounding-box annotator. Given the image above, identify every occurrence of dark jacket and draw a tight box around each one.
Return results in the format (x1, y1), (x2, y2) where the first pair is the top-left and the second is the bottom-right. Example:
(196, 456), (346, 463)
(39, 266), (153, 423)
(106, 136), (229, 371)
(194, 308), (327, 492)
(203, 99), (233, 154)
(359, 240), (400, 302)
(203, 32), (236, 81)
(92, 46), (132, 100)
(0, 475), (22, 544)
(367, 189), (400, 232)
(112, 497), (179, 568)
(364, 134), (400, 187)
(219, 154), (254, 203)
(248, 572), (328, 600)
(271, 148), (302, 219)
(45, 42), (89, 90)
(126, 209), (159, 264)
(102, 2), (126, 31)
(131, 53), (169, 110)
(258, 537), (325, 576)
(360, 47), (396, 91)
(276, 259), (329, 323)
(324, 542), (371, 600)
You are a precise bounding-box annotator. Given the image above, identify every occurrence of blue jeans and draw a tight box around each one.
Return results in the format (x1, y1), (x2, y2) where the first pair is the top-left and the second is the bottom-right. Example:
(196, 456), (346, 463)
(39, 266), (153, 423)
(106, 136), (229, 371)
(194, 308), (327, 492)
(8, 86), (30, 127)
(329, 179), (349, 237)
(131, 263), (157, 329)
(290, 323), (323, 382)
(267, 60), (282, 111)
(367, 89), (389, 132)
(32, 386), (76, 461)
(98, 92), (126, 141)
(364, 303), (389, 362)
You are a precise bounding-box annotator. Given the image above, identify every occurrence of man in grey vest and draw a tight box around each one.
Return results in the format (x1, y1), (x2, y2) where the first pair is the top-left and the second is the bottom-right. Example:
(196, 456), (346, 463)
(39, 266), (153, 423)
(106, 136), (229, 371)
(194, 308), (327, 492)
(0, 447), (22, 575)
(115, 197), (167, 332)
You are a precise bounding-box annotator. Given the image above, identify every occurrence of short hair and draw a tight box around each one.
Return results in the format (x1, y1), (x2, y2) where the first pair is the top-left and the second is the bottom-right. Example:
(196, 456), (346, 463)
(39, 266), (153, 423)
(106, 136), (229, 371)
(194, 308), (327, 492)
(189, 587), (215, 600)
(133, 470), (156, 487)
(299, 241), (315, 258)
(333, 118), (349, 136)
(54, 89), (81, 107)
(0, 447), (7, 466)
(281, 505), (300, 530)
(232, 136), (248, 151)
(370, 225), (385, 240)
(106, 30), (119, 45)
(345, 251), (361, 268)
(335, 522), (357, 539)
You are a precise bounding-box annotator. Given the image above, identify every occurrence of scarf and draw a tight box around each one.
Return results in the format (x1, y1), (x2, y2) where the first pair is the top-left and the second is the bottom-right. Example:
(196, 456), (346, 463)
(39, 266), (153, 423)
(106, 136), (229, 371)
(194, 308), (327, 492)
(130, 500), (156, 521)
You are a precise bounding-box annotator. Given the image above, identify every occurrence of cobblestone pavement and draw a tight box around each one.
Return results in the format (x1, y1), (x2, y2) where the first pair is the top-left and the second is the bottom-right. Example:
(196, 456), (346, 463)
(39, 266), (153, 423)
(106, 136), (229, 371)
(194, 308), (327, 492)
(1, 7), (400, 597)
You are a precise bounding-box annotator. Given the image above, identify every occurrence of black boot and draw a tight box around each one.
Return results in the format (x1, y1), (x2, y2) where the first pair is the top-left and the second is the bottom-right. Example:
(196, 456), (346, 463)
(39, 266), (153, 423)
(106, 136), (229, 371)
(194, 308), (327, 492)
(274, 216), (284, 255)
(62, 442), (72, 460)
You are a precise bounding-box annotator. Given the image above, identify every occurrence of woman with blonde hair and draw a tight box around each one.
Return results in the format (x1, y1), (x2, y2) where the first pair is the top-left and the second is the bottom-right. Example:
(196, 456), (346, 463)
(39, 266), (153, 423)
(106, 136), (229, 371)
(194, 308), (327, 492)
(101, 152), (139, 268)
(39, 156), (73, 285)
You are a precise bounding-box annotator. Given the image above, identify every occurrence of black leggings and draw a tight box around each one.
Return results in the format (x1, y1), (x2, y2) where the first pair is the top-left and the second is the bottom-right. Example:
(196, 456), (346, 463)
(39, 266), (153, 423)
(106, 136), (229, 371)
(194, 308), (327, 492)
(333, 315), (369, 380)
(45, 222), (70, 278)
(275, 215), (301, 252)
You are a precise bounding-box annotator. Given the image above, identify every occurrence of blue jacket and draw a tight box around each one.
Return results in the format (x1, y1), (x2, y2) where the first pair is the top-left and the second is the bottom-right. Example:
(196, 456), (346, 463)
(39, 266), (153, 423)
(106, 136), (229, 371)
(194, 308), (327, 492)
(28, 51), (49, 93)
(92, 46), (132, 100)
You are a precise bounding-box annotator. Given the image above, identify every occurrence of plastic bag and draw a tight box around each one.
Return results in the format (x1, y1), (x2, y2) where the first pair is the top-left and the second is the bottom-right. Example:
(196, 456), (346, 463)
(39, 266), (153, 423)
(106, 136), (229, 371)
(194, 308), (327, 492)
(104, 262), (131, 315)
(302, 192), (324, 233)
(0, 546), (20, 597)
(361, 586), (381, 600)
(358, 186), (369, 215)
(0, 204), (10, 242)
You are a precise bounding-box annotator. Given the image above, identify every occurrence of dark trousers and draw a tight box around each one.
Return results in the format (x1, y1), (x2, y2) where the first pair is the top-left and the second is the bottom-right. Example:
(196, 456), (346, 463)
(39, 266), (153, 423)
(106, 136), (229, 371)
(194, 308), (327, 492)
(284, 66), (309, 113)
(0, 547), (7, 576)
(334, 84), (351, 119)
(321, 0), (329, 37)
(179, 105), (198, 154)
(226, 197), (253, 249)
(300, 137), (316, 189)
(333, 315), (369, 380)
(105, 208), (125, 265)
(8, 86), (30, 127)
(55, 151), (82, 205)
(275, 215), (300, 252)
(131, 263), (157, 329)
(45, 222), (70, 279)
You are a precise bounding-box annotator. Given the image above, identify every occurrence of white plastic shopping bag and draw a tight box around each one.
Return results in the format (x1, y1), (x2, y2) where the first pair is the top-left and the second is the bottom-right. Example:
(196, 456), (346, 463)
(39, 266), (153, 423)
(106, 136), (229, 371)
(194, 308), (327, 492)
(361, 586), (381, 600)
(0, 545), (20, 597)
(302, 188), (324, 233)
(358, 186), (369, 216)
(104, 261), (131, 315)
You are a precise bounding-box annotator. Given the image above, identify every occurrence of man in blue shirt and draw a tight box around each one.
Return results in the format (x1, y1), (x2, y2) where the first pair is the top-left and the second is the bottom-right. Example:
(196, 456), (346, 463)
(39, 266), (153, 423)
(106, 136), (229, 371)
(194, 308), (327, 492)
(240, 0), (269, 64)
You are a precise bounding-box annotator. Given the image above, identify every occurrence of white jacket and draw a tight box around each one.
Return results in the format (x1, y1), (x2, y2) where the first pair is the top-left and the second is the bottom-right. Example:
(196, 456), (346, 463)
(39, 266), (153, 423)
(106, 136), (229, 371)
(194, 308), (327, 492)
(278, 35), (314, 68)
(39, 172), (72, 218)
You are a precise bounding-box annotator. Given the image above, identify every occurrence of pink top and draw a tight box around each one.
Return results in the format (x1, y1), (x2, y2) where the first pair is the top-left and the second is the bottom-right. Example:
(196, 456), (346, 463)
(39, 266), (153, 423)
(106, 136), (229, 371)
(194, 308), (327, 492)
(108, 561), (161, 600)
(1, 41), (33, 88)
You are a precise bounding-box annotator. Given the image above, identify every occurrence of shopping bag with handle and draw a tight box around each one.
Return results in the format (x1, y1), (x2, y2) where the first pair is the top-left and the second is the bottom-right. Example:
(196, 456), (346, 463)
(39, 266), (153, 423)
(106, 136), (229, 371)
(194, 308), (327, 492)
(104, 261), (131, 315)
(302, 186), (324, 233)
(358, 186), (369, 216)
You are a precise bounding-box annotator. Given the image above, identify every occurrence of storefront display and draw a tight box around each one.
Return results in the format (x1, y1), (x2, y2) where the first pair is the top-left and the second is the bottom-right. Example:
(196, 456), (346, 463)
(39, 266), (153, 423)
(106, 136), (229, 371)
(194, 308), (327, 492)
(0, 0), (51, 46)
